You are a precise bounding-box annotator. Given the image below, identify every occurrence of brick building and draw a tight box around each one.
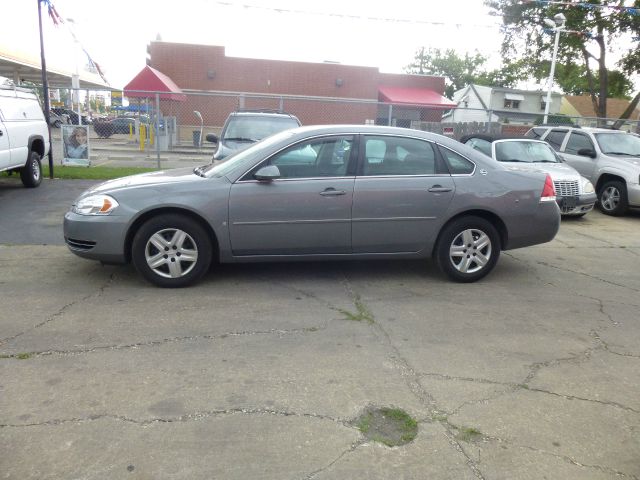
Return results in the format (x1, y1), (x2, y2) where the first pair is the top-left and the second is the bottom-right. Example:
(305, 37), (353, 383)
(138, 41), (454, 128)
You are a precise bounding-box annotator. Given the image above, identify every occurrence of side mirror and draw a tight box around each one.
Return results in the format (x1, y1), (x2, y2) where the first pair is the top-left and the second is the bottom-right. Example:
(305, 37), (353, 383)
(205, 133), (219, 144)
(577, 148), (597, 159)
(254, 165), (281, 181)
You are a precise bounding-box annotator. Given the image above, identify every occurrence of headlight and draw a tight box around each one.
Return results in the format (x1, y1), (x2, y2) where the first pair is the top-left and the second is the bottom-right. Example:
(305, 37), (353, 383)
(581, 177), (595, 194)
(72, 194), (119, 215)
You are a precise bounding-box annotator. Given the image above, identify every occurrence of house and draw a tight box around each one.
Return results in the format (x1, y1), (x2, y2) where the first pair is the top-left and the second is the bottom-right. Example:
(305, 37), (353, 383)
(561, 95), (640, 129)
(443, 84), (563, 125)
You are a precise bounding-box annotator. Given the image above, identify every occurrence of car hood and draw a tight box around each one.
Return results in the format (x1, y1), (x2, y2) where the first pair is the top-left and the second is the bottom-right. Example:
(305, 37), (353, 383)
(85, 167), (204, 195)
(503, 162), (581, 182)
(606, 155), (640, 167)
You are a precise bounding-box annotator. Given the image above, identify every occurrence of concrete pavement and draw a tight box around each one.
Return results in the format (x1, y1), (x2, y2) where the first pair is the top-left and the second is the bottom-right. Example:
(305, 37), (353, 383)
(0, 179), (639, 479)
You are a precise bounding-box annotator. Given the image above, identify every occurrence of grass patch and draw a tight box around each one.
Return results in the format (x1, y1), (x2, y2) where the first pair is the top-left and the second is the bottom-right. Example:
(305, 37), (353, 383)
(355, 407), (418, 447)
(339, 295), (374, 323)
(456, 426), (482, 443)
(42, 165), (156, 180)
(16, 353), (33, 360)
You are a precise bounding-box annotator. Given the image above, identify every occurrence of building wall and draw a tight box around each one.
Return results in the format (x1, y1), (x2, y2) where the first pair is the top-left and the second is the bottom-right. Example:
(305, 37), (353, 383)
(147, 42), (447, 127)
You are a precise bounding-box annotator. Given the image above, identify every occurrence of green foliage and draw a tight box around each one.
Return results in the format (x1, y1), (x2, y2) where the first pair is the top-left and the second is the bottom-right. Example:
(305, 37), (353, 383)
(534, 113), (575, 125)
(485, 0), (640, 118)
(405, 48), (522, 98)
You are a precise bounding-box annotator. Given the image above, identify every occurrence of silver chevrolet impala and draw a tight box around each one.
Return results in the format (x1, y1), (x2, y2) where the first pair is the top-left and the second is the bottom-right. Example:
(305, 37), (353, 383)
(64, 125), (560, 287)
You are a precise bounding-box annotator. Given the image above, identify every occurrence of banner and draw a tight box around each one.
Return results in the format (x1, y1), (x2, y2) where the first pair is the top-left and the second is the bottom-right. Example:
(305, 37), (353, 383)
(62, 124), (90, 166)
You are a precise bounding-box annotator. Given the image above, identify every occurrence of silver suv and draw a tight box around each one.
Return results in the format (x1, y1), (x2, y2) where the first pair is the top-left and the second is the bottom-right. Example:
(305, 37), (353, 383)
(206, 110), (301, 161)
(526, 126), (640, 216)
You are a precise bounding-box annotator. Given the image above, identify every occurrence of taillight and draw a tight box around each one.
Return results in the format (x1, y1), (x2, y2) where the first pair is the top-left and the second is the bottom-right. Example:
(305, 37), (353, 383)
(540, 174), (556, 202)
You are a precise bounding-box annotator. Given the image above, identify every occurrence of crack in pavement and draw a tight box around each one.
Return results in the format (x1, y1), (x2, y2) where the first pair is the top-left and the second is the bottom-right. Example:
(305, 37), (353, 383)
(0, 272), (116, 347)
(0, 325), (328, 359)
(0, 407), (354, 430)
(303, 439), (368, 480)
(535, 261), (640, 293)
(338, 274), (487, 480)
(478, 435), (639, 479)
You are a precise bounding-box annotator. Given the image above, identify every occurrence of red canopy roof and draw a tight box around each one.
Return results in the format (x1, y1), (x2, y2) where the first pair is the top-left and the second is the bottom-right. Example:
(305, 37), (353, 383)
(123, 66), (186, 101)
(378, 86), (456, 109)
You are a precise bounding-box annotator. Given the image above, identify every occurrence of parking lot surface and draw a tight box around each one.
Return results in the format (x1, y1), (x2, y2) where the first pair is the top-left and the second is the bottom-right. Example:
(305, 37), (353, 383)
(1, 179), (639, 479)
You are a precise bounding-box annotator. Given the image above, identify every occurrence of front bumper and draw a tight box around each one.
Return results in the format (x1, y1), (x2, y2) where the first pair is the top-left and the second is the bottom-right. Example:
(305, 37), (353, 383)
(628, 183), (640, 208)
(63, 211), (129, 264)
(557, 192), (597, 216)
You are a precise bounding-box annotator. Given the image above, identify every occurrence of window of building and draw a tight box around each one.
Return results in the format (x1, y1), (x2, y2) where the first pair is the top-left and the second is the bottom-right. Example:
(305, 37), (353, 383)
(504, 99), (520, 109)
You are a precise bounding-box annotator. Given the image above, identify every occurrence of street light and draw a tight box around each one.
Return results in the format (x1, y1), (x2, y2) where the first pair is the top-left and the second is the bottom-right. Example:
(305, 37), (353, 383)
(543, 13), (566, 124)
(66, 17), (81, 125)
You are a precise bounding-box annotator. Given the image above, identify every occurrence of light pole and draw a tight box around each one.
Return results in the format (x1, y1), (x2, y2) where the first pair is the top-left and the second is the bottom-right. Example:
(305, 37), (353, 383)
(66, 17), (81, 125)
(543, 13), (566, 124)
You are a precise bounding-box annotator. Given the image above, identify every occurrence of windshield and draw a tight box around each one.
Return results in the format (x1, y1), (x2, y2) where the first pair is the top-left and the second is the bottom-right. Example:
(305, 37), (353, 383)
(223, 116), (300, 142)
(202, 129), (297, 177)
(594, 132), (640, 156)
(494, 141), (560, 163)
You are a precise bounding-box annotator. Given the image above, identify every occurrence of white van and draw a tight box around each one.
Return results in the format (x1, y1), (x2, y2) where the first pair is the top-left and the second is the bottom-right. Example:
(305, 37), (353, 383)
(0, 85), (50, 187)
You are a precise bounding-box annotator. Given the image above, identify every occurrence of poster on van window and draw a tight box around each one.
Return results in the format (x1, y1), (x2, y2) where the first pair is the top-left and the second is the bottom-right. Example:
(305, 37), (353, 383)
(62, 124), (90, 166)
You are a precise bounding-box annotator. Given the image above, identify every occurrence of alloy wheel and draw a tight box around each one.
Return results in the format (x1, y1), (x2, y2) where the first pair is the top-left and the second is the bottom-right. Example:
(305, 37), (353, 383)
(144, 228), (198, 279)
(600, 186), (620, 212)
(449, 228), (492, 274)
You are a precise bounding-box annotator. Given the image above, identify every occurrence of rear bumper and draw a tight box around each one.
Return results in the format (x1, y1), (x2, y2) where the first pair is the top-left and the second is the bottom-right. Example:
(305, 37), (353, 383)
(505, 201), (561, 250)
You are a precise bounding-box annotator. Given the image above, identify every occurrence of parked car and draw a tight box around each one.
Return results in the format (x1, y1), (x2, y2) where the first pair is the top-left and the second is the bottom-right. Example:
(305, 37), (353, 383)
(64, 125), (560, 287)
(110, 117), (136, 134)
(526, 126), (640, 216)
(0, 85), (49, 187)
(206, 110), (301, 161)
(48, 110), (69, 128)
(51, 107), (91, 126)
(460, 134), (596, 217)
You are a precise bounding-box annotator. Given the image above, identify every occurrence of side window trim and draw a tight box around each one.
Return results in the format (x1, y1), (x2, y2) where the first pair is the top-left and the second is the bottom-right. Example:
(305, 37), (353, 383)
(236, 134), (356, 182)
(356, 134), (442, 177)
(435, 144), (476, 176)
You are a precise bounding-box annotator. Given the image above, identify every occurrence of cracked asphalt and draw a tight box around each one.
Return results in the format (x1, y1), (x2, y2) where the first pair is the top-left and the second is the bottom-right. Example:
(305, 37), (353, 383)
(1, 178), (639, 479)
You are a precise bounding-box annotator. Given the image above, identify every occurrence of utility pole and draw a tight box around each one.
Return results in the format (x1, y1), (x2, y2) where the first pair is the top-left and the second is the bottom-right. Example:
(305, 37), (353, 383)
(37, 0), (54, 178)
(543, 13), (566, 124)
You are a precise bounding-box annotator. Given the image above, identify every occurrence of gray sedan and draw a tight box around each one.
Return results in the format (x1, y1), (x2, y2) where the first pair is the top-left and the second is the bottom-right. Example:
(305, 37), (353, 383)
(64, 125), (561, 287)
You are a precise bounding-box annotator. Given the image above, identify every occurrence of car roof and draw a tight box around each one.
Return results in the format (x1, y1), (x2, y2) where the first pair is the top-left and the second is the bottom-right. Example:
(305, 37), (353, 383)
(459, 133), (527, 143)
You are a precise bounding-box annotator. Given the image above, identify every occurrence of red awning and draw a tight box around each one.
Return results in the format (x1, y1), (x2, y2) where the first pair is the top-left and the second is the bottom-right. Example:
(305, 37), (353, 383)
(123, 66), (186, 101)
(378, 86), (456, 109)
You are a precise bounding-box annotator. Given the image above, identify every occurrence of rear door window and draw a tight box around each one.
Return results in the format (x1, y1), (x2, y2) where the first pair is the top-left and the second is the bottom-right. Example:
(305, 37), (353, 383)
(545, 130), (569, 151)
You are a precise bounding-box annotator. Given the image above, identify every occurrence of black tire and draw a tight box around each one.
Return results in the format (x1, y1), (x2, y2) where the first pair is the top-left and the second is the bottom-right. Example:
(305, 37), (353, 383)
(20, 151), (42, 188)
(434, 216), (500, 283)
(132, 214), (212, 288)
(598, 180), (628, 216)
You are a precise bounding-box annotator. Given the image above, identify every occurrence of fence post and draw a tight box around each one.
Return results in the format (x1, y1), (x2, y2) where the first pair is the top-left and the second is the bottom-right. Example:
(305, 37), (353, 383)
(388, 104), (393, 126)
(155, 93), (161, 170)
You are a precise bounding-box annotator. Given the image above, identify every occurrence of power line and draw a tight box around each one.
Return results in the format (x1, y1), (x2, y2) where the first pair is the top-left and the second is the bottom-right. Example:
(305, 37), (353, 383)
(213, 1), (502, 30)
(521, 0), (639, 15)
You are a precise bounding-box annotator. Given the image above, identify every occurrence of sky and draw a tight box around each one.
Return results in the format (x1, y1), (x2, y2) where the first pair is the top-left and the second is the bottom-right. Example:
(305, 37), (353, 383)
(2, 0), (637, 92)
(4, 0), (505, 88)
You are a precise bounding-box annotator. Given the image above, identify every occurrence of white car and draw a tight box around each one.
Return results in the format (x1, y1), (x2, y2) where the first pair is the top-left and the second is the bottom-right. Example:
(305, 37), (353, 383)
(0, 85), (49, 187)
(461, 135), (596, 217)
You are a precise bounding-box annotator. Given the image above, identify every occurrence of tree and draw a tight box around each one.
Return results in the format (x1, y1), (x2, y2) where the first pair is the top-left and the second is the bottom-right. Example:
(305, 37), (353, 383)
(404, 48), (522, 98)
(486, 0), (640, 122)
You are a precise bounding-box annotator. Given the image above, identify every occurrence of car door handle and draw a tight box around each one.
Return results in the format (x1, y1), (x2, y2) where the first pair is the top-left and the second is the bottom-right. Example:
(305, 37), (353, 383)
(428, 185), (452, 193)
(320, 188), (346, 196)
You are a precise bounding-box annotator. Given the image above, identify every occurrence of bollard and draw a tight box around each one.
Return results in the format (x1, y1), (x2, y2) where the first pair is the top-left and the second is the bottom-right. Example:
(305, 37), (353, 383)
(129, 123), (133, 138)
(140, 125), (146, 151)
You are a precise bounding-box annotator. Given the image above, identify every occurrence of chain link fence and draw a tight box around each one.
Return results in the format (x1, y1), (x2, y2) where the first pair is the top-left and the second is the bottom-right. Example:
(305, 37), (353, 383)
(39, 87), (640, 165)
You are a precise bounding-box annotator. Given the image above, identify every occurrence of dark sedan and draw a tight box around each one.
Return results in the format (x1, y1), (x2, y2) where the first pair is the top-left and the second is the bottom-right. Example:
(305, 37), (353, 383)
(64, 125), (560, 287)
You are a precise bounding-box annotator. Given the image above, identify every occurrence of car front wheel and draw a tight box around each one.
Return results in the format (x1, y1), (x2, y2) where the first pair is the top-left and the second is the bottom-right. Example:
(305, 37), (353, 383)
(598, 180), (628, 216)
(434, 216), (500, 283)
(20, 151), (42, 188)
(132, 214), (212, 287)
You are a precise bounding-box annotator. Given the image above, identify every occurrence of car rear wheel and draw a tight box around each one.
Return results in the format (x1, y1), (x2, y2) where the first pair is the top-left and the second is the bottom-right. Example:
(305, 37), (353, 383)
(132, 214), (212, 288)
(598, 180), (628, 216)
(20, 151), (42, 188)
(434, 216), (500, 283)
